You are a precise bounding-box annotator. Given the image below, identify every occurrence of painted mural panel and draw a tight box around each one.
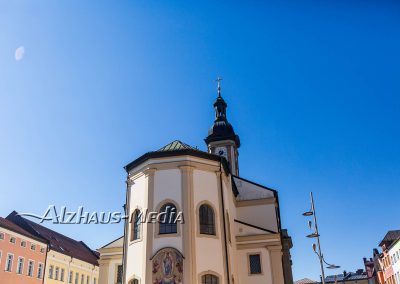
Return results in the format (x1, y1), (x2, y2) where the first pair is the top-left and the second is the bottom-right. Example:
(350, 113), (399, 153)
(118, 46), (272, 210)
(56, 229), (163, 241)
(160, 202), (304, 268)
(152, 247), (183, 284)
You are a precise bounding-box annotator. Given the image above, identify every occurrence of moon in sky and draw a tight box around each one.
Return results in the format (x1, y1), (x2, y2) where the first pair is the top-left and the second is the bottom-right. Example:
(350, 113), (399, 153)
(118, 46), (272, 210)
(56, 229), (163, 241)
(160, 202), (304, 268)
(15, 46), (25, 61)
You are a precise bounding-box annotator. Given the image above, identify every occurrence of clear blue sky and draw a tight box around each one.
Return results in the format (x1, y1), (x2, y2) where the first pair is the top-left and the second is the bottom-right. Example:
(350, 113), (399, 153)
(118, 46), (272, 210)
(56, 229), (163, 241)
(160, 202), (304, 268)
(1, 0), (399, 280)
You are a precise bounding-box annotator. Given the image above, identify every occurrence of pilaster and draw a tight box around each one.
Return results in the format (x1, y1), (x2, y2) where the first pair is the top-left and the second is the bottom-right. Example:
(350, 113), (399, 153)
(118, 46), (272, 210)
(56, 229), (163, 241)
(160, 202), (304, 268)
(179, 165), (196, 283)
(143, 168), (156, 283)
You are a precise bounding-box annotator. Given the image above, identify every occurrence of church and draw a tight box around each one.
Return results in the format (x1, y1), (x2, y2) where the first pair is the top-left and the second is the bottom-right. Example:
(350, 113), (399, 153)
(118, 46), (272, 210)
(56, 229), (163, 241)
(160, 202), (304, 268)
(98, 82), (294, 284)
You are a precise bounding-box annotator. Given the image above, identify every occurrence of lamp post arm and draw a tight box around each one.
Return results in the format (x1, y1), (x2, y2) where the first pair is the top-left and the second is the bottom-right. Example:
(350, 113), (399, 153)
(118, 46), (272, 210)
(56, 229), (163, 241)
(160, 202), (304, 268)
(311, 192), (326, 284)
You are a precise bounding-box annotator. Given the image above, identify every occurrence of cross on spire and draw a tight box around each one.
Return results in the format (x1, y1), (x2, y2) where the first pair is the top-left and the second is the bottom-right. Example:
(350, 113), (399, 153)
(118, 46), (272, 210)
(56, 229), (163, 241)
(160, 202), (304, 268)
(216, 76), (223, 97)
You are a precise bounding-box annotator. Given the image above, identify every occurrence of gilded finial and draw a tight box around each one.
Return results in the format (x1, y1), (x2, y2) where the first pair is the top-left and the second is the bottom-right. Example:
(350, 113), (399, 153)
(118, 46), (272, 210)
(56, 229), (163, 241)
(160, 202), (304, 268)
(216, 76), (223, 97)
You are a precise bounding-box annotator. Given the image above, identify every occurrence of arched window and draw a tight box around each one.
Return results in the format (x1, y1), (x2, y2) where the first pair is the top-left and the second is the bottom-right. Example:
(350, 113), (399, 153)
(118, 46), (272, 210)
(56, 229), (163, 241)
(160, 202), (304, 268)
(199, 204), (215, 235)
(202, 274), (219, 284)
(159, 203), (177, 234)
(131, 210), (141, 241)
(133, 279), (139, 284)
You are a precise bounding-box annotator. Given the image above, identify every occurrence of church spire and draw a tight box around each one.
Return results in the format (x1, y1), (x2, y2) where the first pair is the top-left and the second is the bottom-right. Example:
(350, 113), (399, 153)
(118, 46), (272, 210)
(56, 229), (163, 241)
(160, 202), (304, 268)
(213, 77), (228, 121)
(205, 77), (241, 175)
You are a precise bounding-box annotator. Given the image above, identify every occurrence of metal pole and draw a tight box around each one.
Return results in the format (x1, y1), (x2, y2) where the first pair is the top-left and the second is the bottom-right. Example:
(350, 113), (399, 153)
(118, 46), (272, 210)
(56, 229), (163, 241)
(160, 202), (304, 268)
(311, 192), (326, 284)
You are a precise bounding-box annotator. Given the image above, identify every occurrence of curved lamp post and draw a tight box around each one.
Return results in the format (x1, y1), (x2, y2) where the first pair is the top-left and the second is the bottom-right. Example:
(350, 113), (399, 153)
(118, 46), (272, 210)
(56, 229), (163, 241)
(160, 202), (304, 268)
(303, 192), (340, 284)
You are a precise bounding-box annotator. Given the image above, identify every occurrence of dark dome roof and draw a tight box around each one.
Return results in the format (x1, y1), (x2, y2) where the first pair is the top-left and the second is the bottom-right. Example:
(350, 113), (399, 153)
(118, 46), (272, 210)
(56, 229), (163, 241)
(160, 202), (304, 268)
(204, 94), (240, 147)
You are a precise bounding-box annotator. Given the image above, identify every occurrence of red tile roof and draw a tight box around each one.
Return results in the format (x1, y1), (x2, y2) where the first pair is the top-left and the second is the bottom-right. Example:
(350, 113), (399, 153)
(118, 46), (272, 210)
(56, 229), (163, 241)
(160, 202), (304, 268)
(0, 217), (47, 244)
(6, 211), (98, 266)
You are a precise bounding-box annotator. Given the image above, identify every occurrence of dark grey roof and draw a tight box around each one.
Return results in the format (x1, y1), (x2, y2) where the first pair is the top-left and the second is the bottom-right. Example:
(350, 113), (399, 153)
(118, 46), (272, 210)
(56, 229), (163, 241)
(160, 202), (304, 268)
(379, 230), (400, 247)
(325, 271), (369, 283)
(204, 94), (240, 147)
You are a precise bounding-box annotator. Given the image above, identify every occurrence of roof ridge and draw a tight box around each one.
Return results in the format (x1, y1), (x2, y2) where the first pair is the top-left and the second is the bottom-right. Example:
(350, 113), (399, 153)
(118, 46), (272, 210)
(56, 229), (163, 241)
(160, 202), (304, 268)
(0, 217), (47, 244)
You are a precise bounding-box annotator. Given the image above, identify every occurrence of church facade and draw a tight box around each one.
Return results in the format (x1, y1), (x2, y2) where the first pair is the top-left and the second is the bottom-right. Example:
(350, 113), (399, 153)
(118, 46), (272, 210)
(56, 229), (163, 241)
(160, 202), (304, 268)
(99, 85), (293, 284)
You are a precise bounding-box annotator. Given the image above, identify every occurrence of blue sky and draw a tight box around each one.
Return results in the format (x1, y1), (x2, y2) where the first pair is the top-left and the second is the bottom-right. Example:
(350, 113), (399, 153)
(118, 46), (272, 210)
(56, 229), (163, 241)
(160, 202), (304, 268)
(1, 0), (400, 280)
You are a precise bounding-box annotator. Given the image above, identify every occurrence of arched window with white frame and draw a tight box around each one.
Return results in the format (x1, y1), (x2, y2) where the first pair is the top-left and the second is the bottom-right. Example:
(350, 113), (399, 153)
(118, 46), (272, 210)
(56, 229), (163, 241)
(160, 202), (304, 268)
(159, 203), (177, 234)
(131, 209), (141, 241)
(199, 204), (215, 235)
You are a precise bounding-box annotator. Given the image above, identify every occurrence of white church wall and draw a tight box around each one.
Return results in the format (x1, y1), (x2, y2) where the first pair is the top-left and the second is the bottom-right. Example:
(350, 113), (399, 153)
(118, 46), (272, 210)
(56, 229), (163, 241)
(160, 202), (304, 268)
(152, 169), (183, 255)
(236, 204), (279, 233)
(129, 174), (147, 213)
(193, 169), (226, 281)
(236, 248), (273, 284)
(125, 174), (147, 282)
(153, 169), (181, 208)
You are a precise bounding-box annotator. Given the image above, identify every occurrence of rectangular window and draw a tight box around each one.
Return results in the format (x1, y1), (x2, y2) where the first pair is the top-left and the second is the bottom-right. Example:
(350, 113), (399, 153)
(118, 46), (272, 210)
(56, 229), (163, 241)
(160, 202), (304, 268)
(81, 274), (84, 284)
(0, 232), (4, 240)
(87, 275), (90, 284)
(21, 241), (26, 247)
(249, 254), (262, 274)
(17, 257), (24, 274)
(55, 267), (59, 280)
(94, 277), (97, 284)
(75, 272), (79, 284)
(27, 260), (34, 276)
(38, 263), (44, 279)
(61, 268), (65, 281)
(31, 244), (36, 251)
(5, 254), (13, 272)
(49, 265), (54, 279)
(117, 265), (123, 284)
(69, 271), (73, 283)
(10, 237), (16, 244)
(40, 247), (45, 253)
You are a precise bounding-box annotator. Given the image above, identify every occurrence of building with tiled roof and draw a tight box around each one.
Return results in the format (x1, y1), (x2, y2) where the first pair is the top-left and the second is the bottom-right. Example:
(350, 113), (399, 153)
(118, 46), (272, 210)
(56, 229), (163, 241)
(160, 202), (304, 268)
(0, 217), (48, 284)
(324, 269), (371, 284)
(6, 211), (99, 284)
(375, 230), (400, 284)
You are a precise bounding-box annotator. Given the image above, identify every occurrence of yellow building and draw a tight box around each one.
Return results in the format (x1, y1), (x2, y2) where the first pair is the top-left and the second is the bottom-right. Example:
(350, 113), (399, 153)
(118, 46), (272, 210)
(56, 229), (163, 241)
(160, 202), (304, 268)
(6, 211), (99, 284)
(97, 237), (123, 284)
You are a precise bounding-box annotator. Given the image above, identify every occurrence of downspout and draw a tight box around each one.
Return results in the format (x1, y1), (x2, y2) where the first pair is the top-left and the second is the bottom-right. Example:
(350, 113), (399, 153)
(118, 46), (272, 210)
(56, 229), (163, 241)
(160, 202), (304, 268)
(91, 264), (95, 284)
(42, 243), (49, 284)
(219, 161), (231, 284)
(66, 256), (73, 284)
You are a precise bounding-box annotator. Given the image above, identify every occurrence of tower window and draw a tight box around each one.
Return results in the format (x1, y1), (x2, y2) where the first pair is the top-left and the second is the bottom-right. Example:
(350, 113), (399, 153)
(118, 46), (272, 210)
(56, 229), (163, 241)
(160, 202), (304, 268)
(199, 204), (215, 235)
(249, 254), (262, 274)
(159, 203), (177, 234)
(202, 274), (219, 284)
(131, 210), (141, 241)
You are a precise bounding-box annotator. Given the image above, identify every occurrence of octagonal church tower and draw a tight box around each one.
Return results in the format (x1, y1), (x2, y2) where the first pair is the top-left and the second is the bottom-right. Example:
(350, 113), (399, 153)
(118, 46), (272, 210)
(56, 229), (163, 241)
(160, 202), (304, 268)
(120, 86), (293, 284)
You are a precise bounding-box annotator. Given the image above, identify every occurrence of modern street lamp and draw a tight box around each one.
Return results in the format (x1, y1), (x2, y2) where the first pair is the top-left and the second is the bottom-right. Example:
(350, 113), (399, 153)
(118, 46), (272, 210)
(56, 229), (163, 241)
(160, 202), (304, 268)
(303, 192), (340, 284)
